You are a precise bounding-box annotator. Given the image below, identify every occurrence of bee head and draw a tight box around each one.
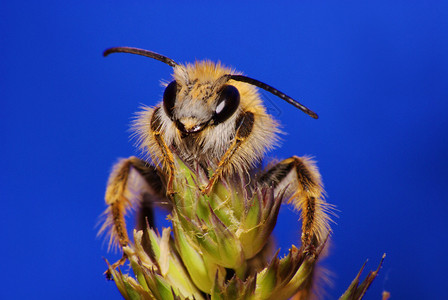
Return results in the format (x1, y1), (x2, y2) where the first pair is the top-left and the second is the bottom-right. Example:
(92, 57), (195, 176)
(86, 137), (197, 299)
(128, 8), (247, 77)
(103, 46), (319, 132)
(163, 62), (242, 135)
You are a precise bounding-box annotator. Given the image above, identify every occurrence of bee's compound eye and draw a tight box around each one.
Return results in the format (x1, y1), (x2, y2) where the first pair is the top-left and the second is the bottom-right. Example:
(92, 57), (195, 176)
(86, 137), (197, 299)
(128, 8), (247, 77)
(213, 85), (240, 124)
(163, 80), (177, 120)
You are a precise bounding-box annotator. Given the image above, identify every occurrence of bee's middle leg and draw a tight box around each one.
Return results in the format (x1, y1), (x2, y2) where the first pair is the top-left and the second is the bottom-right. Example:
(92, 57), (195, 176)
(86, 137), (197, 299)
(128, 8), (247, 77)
(259, 156), (331, 253)
(100, 156), (167, 277)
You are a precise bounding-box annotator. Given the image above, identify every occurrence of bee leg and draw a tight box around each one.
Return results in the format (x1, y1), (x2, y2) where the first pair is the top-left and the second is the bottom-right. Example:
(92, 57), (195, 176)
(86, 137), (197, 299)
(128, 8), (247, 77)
(100, 156), (167, 279)
(203, 111), (255, 195)
(151, 107), (176, 195)
(259, 156), (331, 254)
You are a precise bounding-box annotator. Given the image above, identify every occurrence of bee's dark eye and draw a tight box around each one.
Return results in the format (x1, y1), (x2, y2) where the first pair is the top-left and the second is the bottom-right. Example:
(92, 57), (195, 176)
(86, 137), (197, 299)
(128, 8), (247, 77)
(163, 80), (177, 120)
(213, 85), (240, 125)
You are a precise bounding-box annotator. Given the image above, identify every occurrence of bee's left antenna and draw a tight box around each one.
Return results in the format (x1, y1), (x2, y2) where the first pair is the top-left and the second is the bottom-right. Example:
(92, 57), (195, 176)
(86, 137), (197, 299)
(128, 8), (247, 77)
(103, 47), (178, 68)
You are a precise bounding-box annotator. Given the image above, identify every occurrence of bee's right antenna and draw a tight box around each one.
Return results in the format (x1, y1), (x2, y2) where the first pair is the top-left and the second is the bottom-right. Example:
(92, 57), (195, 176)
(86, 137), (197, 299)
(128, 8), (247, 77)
(225, 74), (319, 119)
(103, 47), (179, 68)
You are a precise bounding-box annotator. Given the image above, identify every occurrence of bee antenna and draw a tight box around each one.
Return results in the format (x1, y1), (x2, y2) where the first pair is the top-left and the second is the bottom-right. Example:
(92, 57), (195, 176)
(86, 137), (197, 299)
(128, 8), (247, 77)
(103, 47), (178, 68)
(225, 74), (318, 119)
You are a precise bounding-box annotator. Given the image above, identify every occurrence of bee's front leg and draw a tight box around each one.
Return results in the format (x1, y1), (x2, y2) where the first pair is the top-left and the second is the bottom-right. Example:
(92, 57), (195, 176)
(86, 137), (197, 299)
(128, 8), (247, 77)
(99, 156), (167, 279)
(259, 156), (332, 254)
(203, 111), (255, 195)
(150, 107), (176, 195)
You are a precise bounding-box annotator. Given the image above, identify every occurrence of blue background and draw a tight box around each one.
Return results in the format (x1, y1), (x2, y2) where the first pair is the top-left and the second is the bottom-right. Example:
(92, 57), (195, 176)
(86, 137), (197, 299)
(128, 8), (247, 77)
(2, 1), (447, 299)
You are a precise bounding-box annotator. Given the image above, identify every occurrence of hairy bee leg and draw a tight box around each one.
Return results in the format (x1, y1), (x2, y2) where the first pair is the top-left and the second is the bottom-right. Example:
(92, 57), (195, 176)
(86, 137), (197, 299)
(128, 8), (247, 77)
(259, 156), (331, 253)
(100, 156), (166, 278)
(203, 111), (255, 195)
(151, 107), (176, 195)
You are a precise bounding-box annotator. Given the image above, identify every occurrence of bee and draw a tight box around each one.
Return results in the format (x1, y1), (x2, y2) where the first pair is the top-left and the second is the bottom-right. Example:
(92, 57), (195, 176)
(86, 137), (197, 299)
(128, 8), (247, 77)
(100, 47), (331, 273)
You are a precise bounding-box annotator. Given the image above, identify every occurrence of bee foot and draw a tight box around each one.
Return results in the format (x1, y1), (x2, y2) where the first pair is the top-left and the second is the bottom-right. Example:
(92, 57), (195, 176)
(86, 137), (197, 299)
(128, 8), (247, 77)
(104, 254), (127, 280)
(201, 184), (212, 196)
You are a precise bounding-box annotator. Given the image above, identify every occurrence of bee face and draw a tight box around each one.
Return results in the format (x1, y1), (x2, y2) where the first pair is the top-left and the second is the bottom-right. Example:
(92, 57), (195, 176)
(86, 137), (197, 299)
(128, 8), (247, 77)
(163, 63), (241, 135)
(165, 81), (241, 135)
